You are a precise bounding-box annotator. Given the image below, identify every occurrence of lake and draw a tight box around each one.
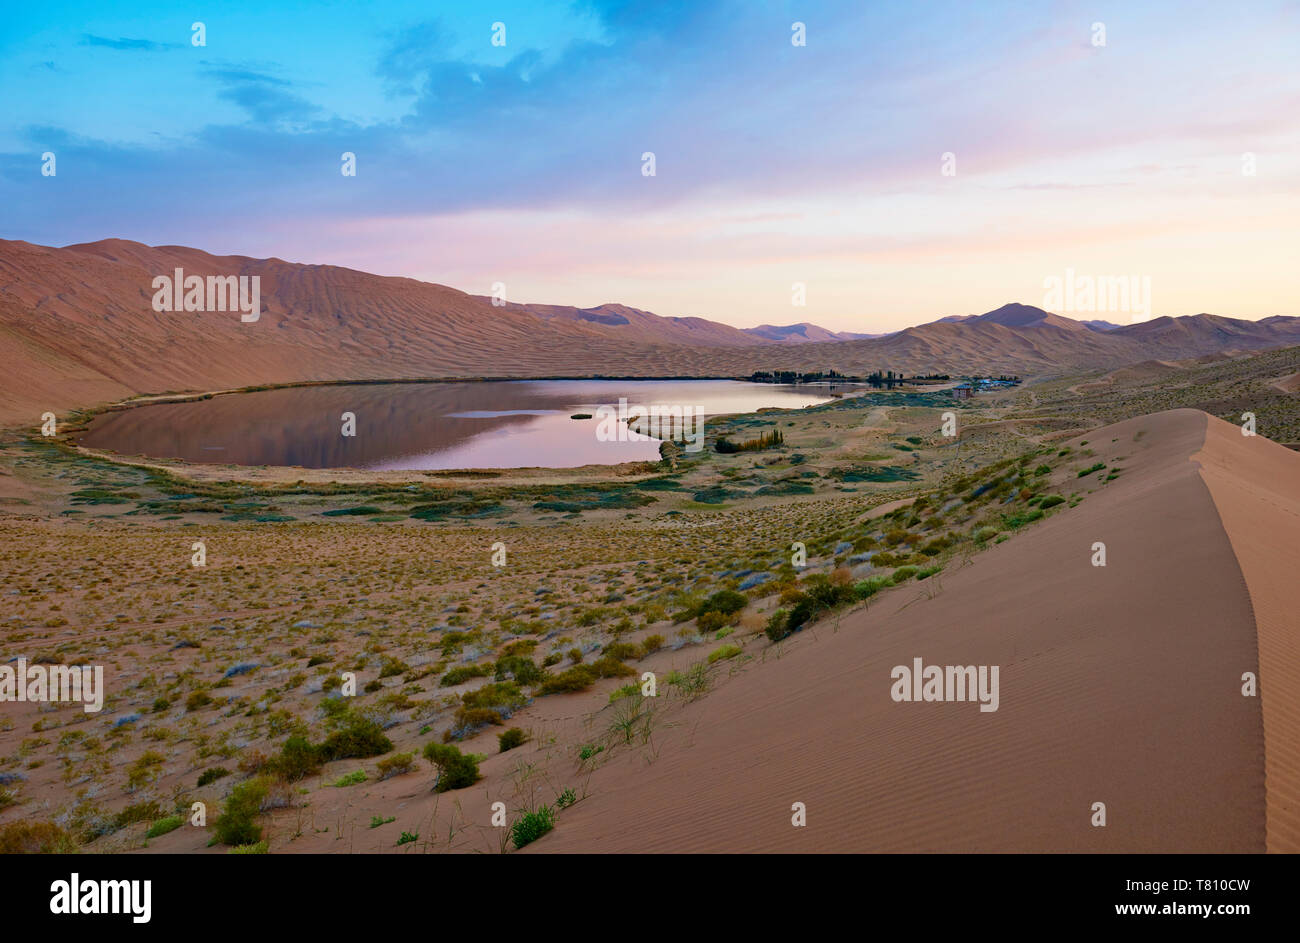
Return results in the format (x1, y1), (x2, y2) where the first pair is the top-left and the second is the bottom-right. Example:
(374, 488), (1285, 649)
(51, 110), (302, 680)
(78, 379), (848, 470)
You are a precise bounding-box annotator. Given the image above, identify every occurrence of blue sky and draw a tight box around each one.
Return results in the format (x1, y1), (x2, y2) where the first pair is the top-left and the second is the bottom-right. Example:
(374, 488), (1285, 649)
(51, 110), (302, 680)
(2, 0), (1298, 330)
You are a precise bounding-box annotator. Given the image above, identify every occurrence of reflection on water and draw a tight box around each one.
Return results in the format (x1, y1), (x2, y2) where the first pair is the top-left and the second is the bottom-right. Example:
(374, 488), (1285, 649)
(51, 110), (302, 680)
(79, 380), (845, 470)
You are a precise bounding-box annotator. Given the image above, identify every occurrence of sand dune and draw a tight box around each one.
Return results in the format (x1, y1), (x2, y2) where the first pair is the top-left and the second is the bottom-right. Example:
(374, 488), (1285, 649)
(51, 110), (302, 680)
(533, 410), (1296, 852)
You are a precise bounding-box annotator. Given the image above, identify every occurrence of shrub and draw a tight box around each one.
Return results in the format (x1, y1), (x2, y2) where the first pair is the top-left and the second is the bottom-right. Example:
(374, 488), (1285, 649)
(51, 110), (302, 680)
(511, 805), (555, 849)
(699, 589), (747, 617)
(785, 596), (816, 632)
(319, 719), (393, 761)
(973, 525), (999, 542)
(556, 788), (577, 809)
(146, 815), (183, 839)
(917, 565), (943, 580)
(185, 690), (212, 712)
(440, 664), (490, 687)
(1077, 462), (1106, 478)
(696, 610), (731, 633)
(707, 644), (742, 664)
(461, 681), (527, 713)
(494, 656), (542, 684)
(590, 656), (636, 679)
(1038, 494), (1065, 509)
(601, 642), (640, 660)
(268, 735), (324, 782)
(331, 769), (367, 787)
(213, 779), (268, 846)
(0, 822), (75, 854)
(423, 743), (482, 792)
(537, 665), (598, 695)
(639, 634), (665, 655)
(197, 766), (231, 787)
(1033, 464), (1051, 476)
(229, 841), (269, 854)
(764, 609), (790, 642)
(890, 566), (920, 584)
(375, 753), (416, 780)
(853, 576), (891, 599)
(497, 728), (529, 753)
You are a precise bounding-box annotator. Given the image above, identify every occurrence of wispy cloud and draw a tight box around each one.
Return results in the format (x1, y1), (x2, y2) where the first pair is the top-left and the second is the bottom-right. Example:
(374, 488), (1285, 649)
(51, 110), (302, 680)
(80, 34), (180, 52)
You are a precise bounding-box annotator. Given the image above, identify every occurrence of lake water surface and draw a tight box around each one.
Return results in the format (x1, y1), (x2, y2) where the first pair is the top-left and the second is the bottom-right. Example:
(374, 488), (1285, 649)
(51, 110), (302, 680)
(79, 379), (847, 470)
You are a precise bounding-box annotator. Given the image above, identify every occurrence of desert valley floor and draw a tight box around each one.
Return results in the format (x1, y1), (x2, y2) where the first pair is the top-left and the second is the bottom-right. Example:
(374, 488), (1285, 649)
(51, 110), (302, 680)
(1, 347), (1298, 854)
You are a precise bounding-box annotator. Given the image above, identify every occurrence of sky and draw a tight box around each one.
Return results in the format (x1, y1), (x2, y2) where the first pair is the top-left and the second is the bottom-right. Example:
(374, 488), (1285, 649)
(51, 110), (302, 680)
(2, 0), (1298, 332)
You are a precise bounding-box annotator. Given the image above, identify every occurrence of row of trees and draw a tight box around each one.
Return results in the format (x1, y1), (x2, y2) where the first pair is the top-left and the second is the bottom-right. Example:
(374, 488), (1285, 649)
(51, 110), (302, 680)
(748, 369), (950, 388)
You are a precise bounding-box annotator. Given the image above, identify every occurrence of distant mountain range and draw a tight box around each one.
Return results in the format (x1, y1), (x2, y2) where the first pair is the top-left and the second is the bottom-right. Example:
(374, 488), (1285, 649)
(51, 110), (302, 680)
(2, 238), (1298, 423)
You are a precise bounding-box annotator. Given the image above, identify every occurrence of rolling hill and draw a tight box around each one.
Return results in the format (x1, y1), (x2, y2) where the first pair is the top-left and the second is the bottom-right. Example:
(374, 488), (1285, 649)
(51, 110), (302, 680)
(2, 238), (1298, 424)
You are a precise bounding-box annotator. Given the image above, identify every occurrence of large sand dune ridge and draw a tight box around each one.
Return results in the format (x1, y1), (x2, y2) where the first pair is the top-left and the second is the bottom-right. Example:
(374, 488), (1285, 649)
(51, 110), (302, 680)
(531, 409), (1296, 853)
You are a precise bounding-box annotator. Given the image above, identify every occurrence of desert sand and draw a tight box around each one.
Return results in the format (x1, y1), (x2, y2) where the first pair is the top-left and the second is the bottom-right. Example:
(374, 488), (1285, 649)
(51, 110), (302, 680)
(532, 410), (1294, 852)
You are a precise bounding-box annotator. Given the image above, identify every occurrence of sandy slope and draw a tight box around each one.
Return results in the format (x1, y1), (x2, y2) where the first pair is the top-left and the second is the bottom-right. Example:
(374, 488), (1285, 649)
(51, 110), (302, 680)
(1195, 419), (1300, 852)
(533, 410), (1293, 852)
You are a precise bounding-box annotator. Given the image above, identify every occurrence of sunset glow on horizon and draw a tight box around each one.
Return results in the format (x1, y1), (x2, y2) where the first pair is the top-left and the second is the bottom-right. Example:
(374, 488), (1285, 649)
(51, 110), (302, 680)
(3, 0), (1298, 332)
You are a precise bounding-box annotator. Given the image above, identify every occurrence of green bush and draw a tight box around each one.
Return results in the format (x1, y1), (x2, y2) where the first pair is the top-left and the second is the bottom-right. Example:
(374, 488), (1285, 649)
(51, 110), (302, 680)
(890, 566), (920, 584)
(537, 664), (598, 695)
(494, 656), (542, 684)
(375, 753), (416, 780)
(764, 609), (790, 642)
(498, 728), (529, 753)
(213, 779), (267, 846)
(1038, 494), (1065, 509)
(197, 766), (231, 787)
(511, 805), (555, 849)
(268, 735), (324, 782)
(319, 719), (393, 761)
(600, 642), (640, 660)
(423, 743), (482, 792)
(853, 576), (891, 599)
(707, 644), (742, 664)
(699, 589), (747, 617)
(590, 656), (636, 679)
(145, 815), (183, 839)
(440, 664), (491, 687)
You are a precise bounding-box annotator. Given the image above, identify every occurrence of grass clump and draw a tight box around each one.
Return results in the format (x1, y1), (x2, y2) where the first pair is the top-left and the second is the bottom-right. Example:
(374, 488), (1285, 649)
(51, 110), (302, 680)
(511, 805), (555, 849)
(375, 753), (416, 780)
(707, 643), (742, 664)
(145, 815), (183, 839)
